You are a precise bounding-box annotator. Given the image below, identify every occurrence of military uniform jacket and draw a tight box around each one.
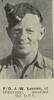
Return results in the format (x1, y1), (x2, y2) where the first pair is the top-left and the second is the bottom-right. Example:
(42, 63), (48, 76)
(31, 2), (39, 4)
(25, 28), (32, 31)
(0, 52), (53, 79)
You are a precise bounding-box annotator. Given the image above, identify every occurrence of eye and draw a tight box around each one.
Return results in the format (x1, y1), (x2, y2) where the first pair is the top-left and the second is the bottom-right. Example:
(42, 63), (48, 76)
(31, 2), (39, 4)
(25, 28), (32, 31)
(26, 29), (34, 34)
(15, 29), (22, 34)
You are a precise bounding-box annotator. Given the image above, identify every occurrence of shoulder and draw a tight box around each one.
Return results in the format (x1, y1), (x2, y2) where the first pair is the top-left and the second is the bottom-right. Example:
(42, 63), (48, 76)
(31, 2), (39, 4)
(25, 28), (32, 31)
(36, 52), (54, 78)
(43, 56), (53, 70)
(0, 55), (12, 65)
(43, 56), (54, 78)
(36, 52), (53, 70)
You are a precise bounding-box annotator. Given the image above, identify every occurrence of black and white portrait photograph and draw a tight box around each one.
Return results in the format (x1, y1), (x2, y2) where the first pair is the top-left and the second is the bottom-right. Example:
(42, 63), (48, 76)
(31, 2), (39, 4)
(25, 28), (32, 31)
(0, 0), (53, 79)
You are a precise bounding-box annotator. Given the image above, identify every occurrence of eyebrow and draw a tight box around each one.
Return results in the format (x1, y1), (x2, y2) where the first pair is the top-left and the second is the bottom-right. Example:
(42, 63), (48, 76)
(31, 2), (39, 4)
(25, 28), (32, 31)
(26, 28), (34, 32)
(15, 27), (34, 30)
(14, 28), (22, 31)
(14, 26), (34, 33)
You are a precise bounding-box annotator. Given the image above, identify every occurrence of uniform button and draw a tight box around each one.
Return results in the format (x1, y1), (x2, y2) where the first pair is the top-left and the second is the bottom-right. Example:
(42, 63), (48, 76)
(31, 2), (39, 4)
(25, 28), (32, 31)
(4, 65), (8, 69)
(24, 74), (28, 77)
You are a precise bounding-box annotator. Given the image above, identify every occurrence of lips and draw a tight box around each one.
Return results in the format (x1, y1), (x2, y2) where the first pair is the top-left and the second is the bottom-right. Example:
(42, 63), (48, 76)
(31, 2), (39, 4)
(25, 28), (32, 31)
(18, 42), (29, 47)
(15, 38), (29, 44)
(14, 40), (29, 48)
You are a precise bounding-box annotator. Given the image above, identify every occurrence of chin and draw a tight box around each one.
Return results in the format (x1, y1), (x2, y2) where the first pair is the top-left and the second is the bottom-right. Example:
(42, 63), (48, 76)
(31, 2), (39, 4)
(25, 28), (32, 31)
(18, 50), (30, 54)
(13, 45), (32, 56)
(16, 48), (31, 56)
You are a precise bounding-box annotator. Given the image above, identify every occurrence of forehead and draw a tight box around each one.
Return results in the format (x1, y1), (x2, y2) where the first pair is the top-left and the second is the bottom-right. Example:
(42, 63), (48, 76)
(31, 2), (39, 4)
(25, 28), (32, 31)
(14, 14), (41, 29)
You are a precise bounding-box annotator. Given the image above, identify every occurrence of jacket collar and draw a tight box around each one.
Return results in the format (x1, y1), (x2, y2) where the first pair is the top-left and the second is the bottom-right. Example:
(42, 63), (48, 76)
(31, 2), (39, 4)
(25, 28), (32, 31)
(12, 51), (44, 69)
(34, 51), (44, 69)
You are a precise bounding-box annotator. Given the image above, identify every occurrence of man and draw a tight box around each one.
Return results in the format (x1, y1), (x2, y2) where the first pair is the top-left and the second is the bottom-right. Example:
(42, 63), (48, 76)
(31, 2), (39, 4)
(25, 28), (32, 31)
(0, 2), (53, 79)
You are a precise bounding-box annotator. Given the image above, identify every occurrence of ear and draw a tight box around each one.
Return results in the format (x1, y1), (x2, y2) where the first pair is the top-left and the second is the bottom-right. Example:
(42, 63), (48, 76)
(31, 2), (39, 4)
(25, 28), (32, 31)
(38, 27), (46, 40)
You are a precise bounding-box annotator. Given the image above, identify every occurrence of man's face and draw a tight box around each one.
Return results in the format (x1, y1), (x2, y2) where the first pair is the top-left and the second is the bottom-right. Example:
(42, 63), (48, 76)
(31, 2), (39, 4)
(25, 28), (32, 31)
(9, 14), (43, 55)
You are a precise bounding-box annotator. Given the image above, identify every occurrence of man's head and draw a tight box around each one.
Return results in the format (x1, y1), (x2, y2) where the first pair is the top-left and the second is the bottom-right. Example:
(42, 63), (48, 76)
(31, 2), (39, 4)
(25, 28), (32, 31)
(4, 2), (45, 56)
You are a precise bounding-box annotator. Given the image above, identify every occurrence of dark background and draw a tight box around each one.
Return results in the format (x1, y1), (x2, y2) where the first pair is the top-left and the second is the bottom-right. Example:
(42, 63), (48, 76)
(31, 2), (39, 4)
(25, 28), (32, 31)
(0, 0), (53, 59)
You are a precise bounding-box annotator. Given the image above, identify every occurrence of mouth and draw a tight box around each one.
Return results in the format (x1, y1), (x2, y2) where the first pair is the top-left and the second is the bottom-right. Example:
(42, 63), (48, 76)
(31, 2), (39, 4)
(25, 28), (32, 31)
(15, 42), (30, 49)
(14, 38), (30, 48)
(15, 39), (30, 44)
(14, 41), (30, 49)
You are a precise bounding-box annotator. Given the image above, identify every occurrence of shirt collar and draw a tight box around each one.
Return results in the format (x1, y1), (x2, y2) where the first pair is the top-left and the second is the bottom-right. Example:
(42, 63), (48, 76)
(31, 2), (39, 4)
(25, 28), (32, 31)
(34, 51), (44, 69)
(12, 51), (44, 69)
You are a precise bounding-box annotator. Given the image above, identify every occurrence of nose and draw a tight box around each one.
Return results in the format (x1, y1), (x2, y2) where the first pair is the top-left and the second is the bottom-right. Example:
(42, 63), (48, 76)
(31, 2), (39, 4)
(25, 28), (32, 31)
(20, 28), (27, 41)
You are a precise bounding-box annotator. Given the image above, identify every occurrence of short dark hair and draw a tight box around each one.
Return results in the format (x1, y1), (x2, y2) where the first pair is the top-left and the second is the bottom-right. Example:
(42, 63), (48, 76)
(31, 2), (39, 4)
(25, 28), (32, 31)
(5, 2), (43, 28)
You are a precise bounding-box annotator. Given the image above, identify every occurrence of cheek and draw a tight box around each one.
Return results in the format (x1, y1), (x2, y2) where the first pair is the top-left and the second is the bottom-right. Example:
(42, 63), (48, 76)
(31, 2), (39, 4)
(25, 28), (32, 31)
(9, 32), (16, 43)
(33, 29), (41, 41)
(28, 32), (38, 42)
(9, 31), (19, 43)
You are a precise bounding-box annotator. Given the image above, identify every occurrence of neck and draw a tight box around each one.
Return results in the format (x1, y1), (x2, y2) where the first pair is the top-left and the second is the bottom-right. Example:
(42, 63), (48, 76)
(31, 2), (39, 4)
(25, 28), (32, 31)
(12, 45), (38, 67)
